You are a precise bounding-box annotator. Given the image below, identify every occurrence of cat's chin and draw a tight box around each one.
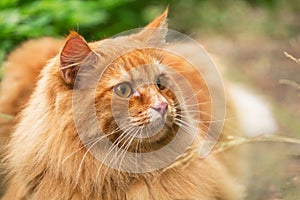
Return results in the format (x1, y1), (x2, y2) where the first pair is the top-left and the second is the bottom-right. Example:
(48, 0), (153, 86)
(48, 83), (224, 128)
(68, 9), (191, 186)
(147, 117), (175, 138)
(135, 112), (171, 139)
(137, 120), (166, 139)
(145, 109), (168, 131)
(116, 113), (176, 152)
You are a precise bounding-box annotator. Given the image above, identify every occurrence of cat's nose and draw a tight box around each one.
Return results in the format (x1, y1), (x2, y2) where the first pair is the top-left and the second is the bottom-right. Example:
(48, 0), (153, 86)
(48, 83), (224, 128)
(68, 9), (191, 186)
(152, 102), (168, 116)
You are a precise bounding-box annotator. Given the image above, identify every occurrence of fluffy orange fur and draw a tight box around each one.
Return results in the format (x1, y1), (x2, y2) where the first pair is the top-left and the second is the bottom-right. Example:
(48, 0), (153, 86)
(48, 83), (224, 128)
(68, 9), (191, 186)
(1, 10), (244, 199)
(0, 38), (64, 152)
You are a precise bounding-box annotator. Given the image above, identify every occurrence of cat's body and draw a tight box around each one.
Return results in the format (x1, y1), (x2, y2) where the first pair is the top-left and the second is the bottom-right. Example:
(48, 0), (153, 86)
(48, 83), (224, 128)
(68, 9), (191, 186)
(0, 38), (64, 152)
(0, 10), (244, 199)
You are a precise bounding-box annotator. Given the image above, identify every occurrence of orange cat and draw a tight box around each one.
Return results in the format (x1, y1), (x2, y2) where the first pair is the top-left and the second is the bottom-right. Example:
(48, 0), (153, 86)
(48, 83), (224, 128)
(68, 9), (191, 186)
(1, 10), (243, 199)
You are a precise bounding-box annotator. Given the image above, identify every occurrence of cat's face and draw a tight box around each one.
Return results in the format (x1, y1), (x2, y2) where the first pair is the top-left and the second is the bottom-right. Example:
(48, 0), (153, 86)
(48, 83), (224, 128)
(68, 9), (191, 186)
(94, 49), (180, 152)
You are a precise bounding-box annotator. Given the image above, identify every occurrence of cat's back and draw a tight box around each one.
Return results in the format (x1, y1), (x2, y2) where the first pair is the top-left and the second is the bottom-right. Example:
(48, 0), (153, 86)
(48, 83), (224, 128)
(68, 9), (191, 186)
(0, 37), (63, 146)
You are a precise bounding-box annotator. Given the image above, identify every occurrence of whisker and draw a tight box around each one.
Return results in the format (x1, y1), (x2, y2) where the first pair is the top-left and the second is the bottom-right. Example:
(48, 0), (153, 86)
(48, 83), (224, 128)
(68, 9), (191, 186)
(103, 127), (139, 175)
(117, 127), (141, 172)
(184, 89), (204, 103)
(173, 101), (211, 108)
(176, 113), (226, 124)
(61, 130), (119, 165)
(174, 118), (198, 135)
(101, 126), (135, 165)
(176, 109), (212, 119)
(97, 126), (137, 177)
(74, 129), (120, 183)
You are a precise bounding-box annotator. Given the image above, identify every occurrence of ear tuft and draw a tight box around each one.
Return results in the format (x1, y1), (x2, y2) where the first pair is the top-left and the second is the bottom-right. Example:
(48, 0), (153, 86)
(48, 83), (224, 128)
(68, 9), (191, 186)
(146, 7), (168, 29)
(60, 31), (92, 85)
(136, 8), (169, 46)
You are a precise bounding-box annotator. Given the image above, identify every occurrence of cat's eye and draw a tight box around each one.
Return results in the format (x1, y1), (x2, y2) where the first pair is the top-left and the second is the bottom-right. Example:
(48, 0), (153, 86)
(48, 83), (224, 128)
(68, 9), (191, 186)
(156, 75), (167, 90)
(114, 82), (133, 98)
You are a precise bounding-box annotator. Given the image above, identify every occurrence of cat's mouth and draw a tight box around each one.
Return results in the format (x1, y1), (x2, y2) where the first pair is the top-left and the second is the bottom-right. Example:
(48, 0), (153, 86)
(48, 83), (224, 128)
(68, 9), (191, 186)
(149, 101), (169, 123)
(149, 107), (167, 125)
(103, 105), (178, 153)
(127, 109), (175, 144)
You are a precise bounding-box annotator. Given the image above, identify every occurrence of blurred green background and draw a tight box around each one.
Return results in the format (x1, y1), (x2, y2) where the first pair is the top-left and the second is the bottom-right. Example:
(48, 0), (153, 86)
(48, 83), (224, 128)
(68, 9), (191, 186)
(1, 0), (300, 69)
(0, 0), (300, 199)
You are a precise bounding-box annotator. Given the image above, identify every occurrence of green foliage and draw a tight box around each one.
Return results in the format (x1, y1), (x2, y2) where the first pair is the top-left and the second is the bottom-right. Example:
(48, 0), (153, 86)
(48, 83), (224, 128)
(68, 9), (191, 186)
(0, 113), (14, 120)
(0, 0), (169, 73)
(1, 0), (300, 79)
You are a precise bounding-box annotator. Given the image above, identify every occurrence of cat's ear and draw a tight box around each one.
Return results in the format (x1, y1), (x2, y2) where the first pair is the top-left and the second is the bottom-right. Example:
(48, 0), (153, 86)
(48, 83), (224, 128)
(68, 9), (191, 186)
(137, 8), (168, 46)
(146, 7), (168, 29)
(60, 31), (93, 85)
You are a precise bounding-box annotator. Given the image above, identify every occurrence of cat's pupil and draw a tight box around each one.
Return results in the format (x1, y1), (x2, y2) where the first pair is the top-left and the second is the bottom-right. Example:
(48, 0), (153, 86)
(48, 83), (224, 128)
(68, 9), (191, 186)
(156, 75), (166, 90)
(114, 82), (132, 98)
(120, 85), (127, 94)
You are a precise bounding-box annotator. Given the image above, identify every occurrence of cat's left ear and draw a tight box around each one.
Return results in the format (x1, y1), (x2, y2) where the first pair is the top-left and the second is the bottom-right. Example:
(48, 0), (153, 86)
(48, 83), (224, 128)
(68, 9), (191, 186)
(137, 8), (168, 46)
(60, 31), (97, 86)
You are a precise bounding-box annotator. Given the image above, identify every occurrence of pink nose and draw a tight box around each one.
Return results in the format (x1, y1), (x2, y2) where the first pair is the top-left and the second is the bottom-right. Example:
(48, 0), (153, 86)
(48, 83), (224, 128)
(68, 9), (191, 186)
(152, 102), (168, 116)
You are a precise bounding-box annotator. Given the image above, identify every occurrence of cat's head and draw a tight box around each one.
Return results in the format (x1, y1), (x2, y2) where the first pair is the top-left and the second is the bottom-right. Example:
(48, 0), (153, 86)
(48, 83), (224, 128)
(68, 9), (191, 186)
(57, 9), (211, 171)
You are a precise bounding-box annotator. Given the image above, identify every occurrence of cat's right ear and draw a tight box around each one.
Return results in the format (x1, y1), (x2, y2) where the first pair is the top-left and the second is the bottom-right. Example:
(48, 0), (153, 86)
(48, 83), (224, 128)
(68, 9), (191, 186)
(60, 31), (94, 86)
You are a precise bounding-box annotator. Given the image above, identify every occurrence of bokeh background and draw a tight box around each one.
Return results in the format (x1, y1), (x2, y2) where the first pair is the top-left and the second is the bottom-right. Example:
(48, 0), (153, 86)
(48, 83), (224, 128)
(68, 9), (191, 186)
(1, 0), (300, 199)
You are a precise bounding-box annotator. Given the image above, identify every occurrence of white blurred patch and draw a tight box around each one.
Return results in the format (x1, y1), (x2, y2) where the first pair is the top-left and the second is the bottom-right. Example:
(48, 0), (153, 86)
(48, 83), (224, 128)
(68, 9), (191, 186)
(229, 84), (277, 137)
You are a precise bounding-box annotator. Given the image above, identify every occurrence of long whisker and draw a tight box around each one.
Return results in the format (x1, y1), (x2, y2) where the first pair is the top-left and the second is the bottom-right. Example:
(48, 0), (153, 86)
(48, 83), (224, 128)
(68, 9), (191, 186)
(101, 127), (138, 176)
(184, 89), (204, 103)
(173, 101), (211, 108)
(117, 127), (141, 172)
(74, 129), (120, 184)
(76, 122), (132, 182)
(176, 113), (227, 124)
(174, 118), (217, 142)
(96, 125), (137, 177)
(174, 118), (198, 135)
(136, 127), (143, 171)
(61, 130), (119, 165)
(175, 114), (225, 140)
(101, 126), (135, 166)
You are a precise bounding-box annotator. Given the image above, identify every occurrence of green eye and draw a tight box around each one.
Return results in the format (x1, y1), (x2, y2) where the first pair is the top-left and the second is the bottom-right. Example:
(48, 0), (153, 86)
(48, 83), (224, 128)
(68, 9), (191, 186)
(114, 82), (133, 98)
(156, 75), (167, 90)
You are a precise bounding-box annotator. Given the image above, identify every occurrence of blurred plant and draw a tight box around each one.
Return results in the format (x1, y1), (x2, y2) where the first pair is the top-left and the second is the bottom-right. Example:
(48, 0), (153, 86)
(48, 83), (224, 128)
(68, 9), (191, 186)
(0, 113), (14, 120)
(280, 52), (300, 96)
(172, 0), (300, 38)
(1, 0), (300, 80)
(0, 0), (169, 77)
